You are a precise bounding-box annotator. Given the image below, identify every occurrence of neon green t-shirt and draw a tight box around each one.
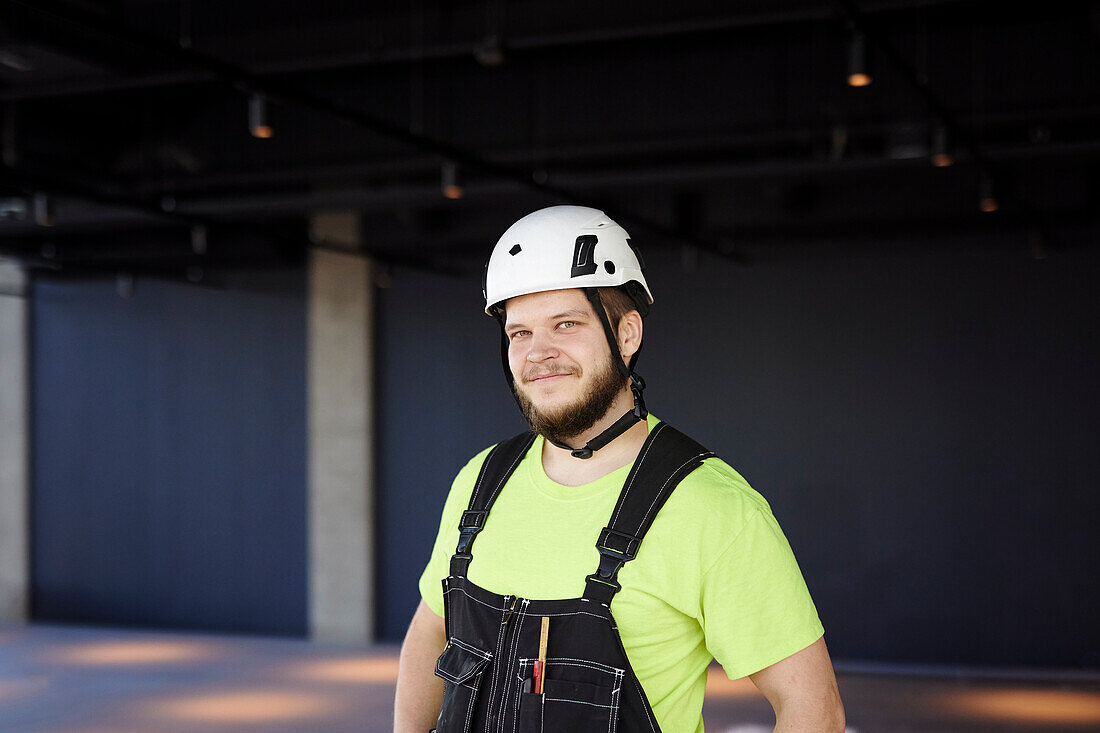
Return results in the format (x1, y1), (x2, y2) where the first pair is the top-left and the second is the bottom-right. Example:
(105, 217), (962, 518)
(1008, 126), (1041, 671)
(418, 415), (824, 733)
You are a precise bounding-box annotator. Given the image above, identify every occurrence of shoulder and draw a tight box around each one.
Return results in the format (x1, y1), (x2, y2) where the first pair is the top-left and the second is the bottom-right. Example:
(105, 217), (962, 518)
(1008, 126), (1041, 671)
(449, 443), (496, 496)
(447, 431), (533, 500)
(456, 443), (497, 481)
(439, 433), (537, 527)
(684, 456), (773, 515)
(653, 453), (775, 548)
(437, 443), (497, 520)
(623, 446), (783, 613)
(454, 430), (536, 486)
(639, 420), (773, 529)
(645, 421), (768, 509)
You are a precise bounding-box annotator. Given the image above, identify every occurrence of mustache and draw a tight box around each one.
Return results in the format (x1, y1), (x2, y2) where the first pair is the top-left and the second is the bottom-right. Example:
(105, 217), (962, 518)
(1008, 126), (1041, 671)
(522, 365), (579, 383)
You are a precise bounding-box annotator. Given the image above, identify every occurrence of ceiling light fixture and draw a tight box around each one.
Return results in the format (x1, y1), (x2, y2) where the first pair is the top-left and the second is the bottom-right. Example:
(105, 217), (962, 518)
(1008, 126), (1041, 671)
(931, 123), (955, 167)
(249, 95), (273, 139)
(979, 173), (998, 213)
(441, 161), (463, 199)
(847, 30), (872, 87)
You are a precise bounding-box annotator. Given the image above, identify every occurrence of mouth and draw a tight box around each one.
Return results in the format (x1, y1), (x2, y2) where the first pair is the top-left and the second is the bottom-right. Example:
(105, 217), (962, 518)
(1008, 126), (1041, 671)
(529, 374), (567, 383)
(525, 371), (574, 384)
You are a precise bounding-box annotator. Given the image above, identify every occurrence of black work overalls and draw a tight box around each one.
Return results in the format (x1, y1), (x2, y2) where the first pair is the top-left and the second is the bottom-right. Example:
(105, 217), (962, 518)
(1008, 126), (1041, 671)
(432, 422), (714, 733)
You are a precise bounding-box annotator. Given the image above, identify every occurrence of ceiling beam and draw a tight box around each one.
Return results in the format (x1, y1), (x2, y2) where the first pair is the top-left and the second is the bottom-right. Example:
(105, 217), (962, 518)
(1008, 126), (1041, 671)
(0, 0), (753, 263)
(0, 0), (972, 101)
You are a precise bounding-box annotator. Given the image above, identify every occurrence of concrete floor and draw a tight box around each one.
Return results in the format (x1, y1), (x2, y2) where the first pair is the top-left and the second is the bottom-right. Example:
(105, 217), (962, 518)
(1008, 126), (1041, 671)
(2, 623), (1098, 732)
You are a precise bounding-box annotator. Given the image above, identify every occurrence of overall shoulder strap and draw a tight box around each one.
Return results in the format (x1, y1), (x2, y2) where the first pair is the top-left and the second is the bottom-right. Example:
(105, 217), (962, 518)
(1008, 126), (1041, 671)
(449, 430), (537, 577)
(583, 422), (715, 604)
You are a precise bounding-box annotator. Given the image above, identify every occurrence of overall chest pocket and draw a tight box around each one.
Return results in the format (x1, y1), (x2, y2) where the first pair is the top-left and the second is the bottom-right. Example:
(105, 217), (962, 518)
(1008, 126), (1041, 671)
(433, 638), (492, 733)
(515, 657), (623, 733)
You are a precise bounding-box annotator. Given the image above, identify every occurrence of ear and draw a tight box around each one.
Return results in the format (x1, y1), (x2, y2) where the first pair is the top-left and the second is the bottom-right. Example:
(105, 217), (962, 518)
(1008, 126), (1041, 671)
(616, 310), (644, 362)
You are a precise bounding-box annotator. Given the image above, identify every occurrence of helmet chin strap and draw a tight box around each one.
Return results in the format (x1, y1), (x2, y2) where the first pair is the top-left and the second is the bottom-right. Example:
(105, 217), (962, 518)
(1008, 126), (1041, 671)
(498, 288), (643, 460)
(545, 372), (647, 459)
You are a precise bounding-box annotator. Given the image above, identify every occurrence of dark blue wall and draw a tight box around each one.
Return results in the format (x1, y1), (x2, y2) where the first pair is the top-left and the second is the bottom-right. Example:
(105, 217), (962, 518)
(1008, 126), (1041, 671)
(31, 271), (308, 635)
(376, 233), (1100, 669)
(375, 269), (527, 639)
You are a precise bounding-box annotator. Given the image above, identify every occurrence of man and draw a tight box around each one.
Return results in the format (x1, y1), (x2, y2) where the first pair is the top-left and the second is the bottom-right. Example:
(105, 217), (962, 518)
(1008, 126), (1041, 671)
(394, 206), (844, 732)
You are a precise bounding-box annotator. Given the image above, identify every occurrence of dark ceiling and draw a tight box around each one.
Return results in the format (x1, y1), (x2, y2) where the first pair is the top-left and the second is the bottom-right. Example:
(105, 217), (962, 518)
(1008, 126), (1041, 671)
(0, 0), (1098, 279)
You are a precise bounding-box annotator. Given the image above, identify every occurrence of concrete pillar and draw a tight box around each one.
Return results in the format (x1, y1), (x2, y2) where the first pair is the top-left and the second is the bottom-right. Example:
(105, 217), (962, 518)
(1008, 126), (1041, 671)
(307, 212), (375, 642)
(0, 259), (28, 623)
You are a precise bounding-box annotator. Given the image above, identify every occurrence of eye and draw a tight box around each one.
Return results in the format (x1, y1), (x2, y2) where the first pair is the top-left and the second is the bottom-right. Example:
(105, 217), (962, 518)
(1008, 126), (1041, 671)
(508, 330), (530, 340)
(558, 321), (576, 330)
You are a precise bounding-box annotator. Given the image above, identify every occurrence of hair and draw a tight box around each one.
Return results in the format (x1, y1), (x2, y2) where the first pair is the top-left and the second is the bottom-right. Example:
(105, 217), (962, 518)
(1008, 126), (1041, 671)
(597, 285), (641, 330)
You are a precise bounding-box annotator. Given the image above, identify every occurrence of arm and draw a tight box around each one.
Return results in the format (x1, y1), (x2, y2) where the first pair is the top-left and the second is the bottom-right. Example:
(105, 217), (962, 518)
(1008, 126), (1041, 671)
(748, 637), (845, 732)
(393, 600), (447, 733)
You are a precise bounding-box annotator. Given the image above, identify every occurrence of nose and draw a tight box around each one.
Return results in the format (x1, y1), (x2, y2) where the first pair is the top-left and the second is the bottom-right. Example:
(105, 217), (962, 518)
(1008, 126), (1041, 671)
(524, 329), (559, 363)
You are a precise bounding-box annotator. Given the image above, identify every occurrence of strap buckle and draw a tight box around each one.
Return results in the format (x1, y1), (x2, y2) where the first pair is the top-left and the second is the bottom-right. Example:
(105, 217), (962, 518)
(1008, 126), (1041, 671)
(454, 510), (488, 556)
(590, 527), (643, 583)
(629, 374), (648, 419)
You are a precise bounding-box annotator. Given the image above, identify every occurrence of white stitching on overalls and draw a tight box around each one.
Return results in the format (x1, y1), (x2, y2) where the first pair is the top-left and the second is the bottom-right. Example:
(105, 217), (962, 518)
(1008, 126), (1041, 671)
(484, 601), (510, 733)
(463, 677), (478, 733)
(450, 637), (494, 660)
(511, 659), (531, 733)
(632, 673), (659, 733)
(484, 437), (532, 509)
(543, 697), (615, 709)
(530, 607), (602, 615)
(608, 670), (623, 733)
(444, 586), (509, 613)
(509, 657), (623, 730)
(444, 586), (612, 623)
(496, 599), (529, 732)
(447, 595), (648, 731)
(610, 423), (666, 525)
(444, 582), (512, 612)
(469, 434), (532, 510)
(468, 446), (495, 508)
(541, 657), (623, 675)
(633, 452), (714, 534)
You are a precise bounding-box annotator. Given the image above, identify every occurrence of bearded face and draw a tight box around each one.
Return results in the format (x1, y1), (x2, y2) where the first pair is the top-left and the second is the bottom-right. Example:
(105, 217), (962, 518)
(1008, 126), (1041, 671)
(514, 350), (626, 445)
(504, 289), (631, 445)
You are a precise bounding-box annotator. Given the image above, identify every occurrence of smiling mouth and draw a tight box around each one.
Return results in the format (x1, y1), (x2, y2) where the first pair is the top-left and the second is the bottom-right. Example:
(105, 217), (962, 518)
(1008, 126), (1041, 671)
(525, 371), (575, 384)
(529, 373), (568, 382)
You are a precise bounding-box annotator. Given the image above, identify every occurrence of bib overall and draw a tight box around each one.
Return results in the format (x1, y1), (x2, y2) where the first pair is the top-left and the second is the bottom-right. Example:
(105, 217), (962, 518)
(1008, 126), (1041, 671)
(431, 422), (714, 733)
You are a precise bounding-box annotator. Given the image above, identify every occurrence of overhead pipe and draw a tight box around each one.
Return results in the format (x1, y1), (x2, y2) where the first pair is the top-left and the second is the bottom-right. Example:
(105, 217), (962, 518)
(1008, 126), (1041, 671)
(1, 0), (750, 263)
(0, 0), (969, 101)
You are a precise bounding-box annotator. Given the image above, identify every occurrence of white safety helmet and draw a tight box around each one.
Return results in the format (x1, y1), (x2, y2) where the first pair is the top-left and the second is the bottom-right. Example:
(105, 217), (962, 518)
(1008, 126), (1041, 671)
(483, 205), (653, 315)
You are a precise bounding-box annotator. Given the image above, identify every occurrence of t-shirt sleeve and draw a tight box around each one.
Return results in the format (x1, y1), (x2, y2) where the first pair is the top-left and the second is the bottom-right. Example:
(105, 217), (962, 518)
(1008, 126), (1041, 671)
(701, 507), (825, 680)
(417, 448), (493, 617)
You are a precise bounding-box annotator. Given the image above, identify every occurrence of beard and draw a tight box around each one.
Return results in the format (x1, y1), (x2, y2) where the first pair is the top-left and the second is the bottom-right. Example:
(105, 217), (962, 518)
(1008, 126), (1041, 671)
(514, 353), (627, 446)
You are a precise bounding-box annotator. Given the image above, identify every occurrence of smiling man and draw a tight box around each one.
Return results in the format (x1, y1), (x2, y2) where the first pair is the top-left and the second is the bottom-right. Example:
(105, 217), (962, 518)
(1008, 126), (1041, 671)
(394, 206), (845, 733)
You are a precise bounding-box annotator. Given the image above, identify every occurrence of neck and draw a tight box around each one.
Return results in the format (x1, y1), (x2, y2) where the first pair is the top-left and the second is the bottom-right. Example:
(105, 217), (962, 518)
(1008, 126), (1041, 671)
(540, 387), (649, 486)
